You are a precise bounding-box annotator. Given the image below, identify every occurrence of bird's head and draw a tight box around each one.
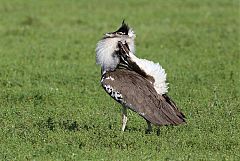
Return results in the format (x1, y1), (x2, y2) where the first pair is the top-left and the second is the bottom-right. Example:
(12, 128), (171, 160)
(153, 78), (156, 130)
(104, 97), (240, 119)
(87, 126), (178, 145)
(104, 20), (135, 39)
(96, 20), (136, 73)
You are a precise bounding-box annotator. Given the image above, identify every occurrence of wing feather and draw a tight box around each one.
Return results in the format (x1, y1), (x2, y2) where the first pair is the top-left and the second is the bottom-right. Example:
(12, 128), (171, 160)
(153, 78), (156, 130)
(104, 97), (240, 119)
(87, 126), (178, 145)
(101, 69), (185, 126)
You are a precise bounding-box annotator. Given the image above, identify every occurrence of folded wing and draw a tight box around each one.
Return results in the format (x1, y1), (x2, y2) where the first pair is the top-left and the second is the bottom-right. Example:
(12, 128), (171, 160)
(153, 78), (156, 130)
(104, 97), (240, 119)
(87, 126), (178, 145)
(101, 69), (185, 126)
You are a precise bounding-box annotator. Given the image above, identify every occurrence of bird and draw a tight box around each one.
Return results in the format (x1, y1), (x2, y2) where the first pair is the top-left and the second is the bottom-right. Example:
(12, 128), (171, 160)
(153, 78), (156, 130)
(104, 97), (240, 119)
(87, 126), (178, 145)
(96, 21), (186, 132)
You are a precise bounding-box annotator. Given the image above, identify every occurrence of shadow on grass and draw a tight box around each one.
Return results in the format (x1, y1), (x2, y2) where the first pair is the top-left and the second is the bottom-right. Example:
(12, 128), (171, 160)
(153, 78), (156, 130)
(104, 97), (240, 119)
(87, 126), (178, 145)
(36, 117), (97, 132)
(36, 117), (156, 135)
(36, 117), (167, 137)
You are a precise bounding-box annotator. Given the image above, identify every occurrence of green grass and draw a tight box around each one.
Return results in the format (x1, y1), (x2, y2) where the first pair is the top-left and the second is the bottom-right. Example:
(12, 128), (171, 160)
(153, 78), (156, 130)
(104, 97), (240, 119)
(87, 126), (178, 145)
(0, 0), (239, 160)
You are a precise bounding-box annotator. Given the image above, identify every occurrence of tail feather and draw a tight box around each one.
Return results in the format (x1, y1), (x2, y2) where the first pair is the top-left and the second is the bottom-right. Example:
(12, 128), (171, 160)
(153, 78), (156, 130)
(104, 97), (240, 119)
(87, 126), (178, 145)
(162, 94), (186, 122)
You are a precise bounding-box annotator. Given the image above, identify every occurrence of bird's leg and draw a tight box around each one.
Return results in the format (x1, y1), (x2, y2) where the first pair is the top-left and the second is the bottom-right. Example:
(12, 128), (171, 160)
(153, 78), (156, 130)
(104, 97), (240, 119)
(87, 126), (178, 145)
(121, 106), (128, 131)
(157, 128), (160, 136)
(145, 120), (152, 134)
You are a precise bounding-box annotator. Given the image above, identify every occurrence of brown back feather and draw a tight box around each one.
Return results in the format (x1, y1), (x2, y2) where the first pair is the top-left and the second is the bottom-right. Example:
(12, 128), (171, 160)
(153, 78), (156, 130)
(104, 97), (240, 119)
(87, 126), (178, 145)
(101, 69), (186, 126)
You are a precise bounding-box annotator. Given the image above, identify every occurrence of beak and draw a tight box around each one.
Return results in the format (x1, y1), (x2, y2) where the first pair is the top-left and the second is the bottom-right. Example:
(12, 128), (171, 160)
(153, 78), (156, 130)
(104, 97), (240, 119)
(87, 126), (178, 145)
(104, 32), (117, 38)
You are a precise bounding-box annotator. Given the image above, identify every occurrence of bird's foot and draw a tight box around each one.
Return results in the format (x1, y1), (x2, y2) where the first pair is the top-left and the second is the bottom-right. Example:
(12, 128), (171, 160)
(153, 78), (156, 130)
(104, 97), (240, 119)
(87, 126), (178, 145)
(145, 128), (152, 134)
(145, 121), (152, 134)
(157, 128), (160, 136)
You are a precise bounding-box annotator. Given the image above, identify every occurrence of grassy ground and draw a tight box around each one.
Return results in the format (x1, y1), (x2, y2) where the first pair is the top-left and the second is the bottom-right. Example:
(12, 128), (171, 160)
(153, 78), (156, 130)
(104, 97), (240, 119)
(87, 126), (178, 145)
(0, 0), (239, 160)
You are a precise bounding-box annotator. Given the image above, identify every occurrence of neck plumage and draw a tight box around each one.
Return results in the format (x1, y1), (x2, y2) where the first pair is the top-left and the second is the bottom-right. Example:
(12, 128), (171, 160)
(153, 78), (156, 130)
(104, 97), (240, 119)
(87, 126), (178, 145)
(96, 37), (135, 73)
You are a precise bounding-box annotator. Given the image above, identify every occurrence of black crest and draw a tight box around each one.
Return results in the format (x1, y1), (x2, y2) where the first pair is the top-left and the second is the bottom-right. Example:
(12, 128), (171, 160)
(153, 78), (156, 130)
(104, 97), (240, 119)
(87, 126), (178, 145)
(115, 20), (129, 35)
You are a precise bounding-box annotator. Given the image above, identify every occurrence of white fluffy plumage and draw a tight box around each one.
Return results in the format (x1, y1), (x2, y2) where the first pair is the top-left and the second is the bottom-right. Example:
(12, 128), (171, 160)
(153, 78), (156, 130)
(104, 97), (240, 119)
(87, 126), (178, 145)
(96, 29), (135, 72)
(129, 52), (168, 94)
